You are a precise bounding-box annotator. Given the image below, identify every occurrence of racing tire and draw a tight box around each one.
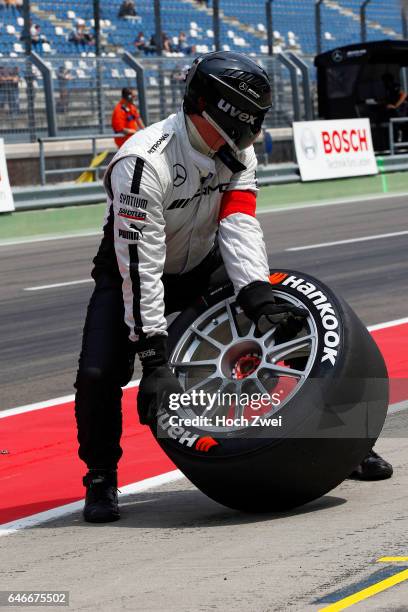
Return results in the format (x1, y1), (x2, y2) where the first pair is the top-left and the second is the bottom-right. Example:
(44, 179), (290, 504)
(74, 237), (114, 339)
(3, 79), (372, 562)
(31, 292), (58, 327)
(152, 269), (389, 512)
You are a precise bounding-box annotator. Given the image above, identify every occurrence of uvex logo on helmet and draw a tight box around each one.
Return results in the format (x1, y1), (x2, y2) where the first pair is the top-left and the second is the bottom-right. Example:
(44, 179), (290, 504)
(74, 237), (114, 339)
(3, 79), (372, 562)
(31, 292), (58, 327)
(217, 99), (256, 125)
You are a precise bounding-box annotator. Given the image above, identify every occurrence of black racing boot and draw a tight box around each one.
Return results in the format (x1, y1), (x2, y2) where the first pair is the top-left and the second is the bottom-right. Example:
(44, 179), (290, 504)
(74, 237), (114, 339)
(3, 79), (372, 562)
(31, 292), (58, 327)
(349, 449), (393, 481)
(83, 469), (120, 523)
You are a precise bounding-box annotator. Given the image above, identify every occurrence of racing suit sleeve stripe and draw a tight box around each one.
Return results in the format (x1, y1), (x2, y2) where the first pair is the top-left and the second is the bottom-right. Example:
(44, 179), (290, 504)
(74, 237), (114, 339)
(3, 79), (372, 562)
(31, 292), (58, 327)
(128, 243), (144, 338)
(218, 190), (256, 222)
(131, 157), (145, 194)
(111, 155), (167, 342)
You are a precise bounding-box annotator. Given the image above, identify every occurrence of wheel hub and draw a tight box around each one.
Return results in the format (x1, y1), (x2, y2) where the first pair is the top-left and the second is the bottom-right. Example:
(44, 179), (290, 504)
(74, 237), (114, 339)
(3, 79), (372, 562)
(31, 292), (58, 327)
(221, 340), (262, 380)
(232, 353), (262, 380)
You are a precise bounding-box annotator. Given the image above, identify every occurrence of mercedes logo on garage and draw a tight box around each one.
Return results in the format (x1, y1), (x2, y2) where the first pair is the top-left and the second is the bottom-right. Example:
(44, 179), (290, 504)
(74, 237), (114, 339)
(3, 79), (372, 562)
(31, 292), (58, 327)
(332, 49), (344, 63)
(173, 164), (187, 187)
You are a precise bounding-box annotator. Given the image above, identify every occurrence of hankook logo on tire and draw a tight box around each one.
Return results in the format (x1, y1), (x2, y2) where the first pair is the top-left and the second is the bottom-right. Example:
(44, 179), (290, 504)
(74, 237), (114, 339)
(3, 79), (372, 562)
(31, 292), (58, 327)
(281, 275), (340, 366)
(173, 164), (187, 187)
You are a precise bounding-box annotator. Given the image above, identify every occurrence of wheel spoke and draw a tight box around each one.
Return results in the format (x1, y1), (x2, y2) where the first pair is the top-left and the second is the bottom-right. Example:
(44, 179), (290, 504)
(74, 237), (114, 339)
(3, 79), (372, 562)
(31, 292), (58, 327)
(171, 360), (217, 370)
(253, 377), (272, 397)
(232, 381), (245, 419)
(267, 335), (313, 362)
(190, 325), (223, 351)
(247, 320), (256, 337)
(203, 379), (234, 419)
(264, 363), (304, 378)
(260, 323), (279, 342)
(185, 375), (221, 395)
(225, 299), (239, 339)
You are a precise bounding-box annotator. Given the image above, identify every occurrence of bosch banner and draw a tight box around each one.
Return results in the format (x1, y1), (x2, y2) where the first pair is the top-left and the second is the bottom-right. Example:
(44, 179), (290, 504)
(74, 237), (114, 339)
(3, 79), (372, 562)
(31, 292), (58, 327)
(293, 119), (378, 182)
(0, 138), (14, 213)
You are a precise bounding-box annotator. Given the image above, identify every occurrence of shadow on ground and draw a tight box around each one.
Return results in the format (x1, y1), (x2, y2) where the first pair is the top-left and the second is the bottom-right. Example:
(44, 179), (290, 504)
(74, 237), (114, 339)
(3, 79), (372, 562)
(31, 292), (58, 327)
(31, 488), (347, 531)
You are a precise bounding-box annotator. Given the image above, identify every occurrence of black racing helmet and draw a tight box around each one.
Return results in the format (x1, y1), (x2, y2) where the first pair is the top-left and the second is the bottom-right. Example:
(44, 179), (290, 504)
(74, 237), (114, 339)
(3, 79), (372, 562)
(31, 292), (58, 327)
(184, 51), (272, 151)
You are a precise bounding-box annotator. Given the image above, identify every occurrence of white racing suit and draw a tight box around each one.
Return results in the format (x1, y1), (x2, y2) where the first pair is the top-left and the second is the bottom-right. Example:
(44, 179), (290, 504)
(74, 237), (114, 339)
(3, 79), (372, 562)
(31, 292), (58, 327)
(75, 110), (270, 468)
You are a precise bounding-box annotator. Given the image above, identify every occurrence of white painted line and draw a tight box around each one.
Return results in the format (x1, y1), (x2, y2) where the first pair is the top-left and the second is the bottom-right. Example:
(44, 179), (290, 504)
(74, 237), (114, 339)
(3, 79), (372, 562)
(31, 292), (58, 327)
(0, 469), (184, 537)
(286, 230), (408, 252)
(24, 279), (93, 291)
(0, 230), (101, 248)
(388, 399), (408, 414)
(0, 379), (140, 419)
(258, 190), (408, 215)
(368, 317), (408, 332)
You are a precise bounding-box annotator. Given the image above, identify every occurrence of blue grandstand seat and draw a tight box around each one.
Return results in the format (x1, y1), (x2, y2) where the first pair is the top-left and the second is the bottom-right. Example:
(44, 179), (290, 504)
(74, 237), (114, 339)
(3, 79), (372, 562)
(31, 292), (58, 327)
(0, 1), (403, 57)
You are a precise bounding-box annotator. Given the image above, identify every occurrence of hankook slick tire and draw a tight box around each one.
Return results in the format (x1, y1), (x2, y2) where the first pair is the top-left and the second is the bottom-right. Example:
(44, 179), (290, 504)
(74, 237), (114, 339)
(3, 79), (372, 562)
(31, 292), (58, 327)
(152, 270), (388, 512)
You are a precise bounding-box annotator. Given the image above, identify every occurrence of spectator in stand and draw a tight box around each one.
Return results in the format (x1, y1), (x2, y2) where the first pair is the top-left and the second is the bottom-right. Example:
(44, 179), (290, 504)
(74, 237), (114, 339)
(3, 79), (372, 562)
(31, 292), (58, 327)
(118, 0), (137, 19)
(0, 65), (20, 115)
(139, 32), (173, 56)
(30, 23), (48, 50)
(69, 20), (95, 49)
(195, 0), (209, 6)
(162, 32), (173, 54)
(133, 32), (150, 55)
(111, 87), (145, 149)
(176, 31), (196, 55)
(146, 33), (157, 55)
(56, 65), (73, 114)
(134, 31), (147, 55)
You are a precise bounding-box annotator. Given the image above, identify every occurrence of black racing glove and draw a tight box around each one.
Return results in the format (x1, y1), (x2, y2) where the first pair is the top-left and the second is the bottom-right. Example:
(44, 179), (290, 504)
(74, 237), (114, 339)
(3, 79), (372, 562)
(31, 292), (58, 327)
(237, 281), (309, 336)
(137, 335), (183, 425)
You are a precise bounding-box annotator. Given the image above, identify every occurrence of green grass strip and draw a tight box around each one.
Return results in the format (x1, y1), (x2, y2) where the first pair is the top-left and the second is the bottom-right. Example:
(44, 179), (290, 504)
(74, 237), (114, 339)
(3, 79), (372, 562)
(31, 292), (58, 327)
(0, 203), (106, 240)
(257, 170), (407, 209)
(1, 171), (407, 241)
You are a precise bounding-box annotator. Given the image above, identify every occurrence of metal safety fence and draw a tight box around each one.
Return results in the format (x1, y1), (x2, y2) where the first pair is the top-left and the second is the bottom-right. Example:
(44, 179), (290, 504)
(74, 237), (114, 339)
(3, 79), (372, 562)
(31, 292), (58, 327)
(0, 56), (48, 142)
(0, 51), (314, 142)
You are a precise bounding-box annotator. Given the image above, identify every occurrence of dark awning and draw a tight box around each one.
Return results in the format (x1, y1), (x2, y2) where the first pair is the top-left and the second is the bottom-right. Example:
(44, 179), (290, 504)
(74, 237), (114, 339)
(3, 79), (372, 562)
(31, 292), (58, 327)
(315, 40), (408, 68)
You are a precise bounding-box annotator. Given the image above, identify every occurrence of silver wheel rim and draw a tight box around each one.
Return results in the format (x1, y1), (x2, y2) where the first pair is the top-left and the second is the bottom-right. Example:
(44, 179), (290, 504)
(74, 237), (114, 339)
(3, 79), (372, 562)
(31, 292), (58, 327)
(169, 291), (318, 433)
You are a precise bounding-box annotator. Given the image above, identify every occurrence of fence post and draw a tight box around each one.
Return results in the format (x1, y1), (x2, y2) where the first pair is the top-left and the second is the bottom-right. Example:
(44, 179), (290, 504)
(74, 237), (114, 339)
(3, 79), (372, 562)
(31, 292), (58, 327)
(288, 52), (314, 121)
(38, 138), (46, 185)
(122, 52), (149, 126)
(360, 0), (371, 42)
(154, 0), (163, 55)
(315, 0), (323, 55)
(22, 0), (37, 142)
(402, 2), (408, 38)
(153, 0), (167, 119)
(389, 120), (395, 155)
(93, 0), (105, 133)
(266, 0), (274, 56)
(213, 0), (220, 51)
(278, 53), (301, 122)
(30, 52), (57, 137)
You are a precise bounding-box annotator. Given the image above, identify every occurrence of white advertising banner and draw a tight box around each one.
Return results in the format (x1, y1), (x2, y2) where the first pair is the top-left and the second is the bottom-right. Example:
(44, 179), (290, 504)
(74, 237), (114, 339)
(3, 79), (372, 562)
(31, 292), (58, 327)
(0, 138), (14, 213)
(293, 119), (378, 182)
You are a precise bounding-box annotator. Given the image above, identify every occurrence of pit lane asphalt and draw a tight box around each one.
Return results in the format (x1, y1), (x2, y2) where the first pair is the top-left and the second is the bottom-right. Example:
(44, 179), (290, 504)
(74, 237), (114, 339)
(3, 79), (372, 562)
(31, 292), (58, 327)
(1, 193), (407, 410)
(1, 194), (408, 611)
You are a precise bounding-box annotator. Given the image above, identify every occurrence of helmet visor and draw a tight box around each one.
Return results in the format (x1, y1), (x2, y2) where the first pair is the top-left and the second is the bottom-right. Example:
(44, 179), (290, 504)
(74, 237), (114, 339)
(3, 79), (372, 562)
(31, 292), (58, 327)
(205, 103), (267, 151)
